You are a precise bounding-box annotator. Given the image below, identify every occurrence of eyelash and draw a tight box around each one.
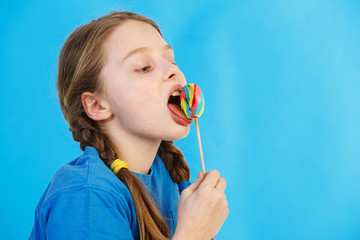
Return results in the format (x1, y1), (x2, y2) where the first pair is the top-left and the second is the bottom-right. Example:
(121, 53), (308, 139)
(135, 60), (177, 73)
(137, 65), (152, 73)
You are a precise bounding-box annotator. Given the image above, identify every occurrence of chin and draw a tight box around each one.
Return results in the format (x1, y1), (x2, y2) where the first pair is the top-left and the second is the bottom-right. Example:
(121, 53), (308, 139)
(163, 125), (190, 141)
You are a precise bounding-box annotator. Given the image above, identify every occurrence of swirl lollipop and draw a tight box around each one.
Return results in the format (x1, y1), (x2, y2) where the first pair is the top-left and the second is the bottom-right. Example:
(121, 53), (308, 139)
(180, 84), (206, 173)
(180, 84), (205, 119)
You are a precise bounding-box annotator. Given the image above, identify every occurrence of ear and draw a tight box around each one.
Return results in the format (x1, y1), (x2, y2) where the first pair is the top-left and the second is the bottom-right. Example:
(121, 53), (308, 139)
(81, 92), (112, 121)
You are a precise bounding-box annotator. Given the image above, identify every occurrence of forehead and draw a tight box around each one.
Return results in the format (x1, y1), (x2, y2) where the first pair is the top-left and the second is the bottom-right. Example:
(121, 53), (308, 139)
(105, 20), (166, 60)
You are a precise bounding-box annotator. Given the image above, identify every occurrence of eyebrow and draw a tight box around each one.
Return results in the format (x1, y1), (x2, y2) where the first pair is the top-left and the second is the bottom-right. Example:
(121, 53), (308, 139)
(122, 44), (174, 63)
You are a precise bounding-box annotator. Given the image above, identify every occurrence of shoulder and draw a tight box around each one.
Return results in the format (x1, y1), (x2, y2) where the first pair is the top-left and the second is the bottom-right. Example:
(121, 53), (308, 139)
(32, 147), (137, 237)
(37, 146), (133, 211)
(32, 186), (136, 239)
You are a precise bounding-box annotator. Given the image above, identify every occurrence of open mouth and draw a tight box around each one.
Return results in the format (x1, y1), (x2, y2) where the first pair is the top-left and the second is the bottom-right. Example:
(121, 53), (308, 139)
(167, 89), (193, 126)
(168, 90), (181, 106)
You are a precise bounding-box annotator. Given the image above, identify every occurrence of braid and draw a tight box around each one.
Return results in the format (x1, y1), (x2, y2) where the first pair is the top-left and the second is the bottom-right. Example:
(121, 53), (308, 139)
(70, 113), (170, 239)
(158, 142), (216, 239)
(114, 169), (170, 239)
(69, 112), (117, 165)
(158, 141), (190, 183)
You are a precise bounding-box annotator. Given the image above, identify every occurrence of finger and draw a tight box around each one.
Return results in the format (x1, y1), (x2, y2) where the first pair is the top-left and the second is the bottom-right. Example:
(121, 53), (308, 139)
(200, 170), (220, 189)
(185, 171), (204, 193)
(214, 177), (227, 192)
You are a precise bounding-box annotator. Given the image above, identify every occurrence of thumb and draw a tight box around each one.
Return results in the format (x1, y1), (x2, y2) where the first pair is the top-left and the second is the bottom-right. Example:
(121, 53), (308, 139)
(185, 171), (204, 193)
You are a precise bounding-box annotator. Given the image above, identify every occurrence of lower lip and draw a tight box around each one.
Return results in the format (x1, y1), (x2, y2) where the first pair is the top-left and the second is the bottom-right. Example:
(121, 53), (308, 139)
(167, 103), (193, 126)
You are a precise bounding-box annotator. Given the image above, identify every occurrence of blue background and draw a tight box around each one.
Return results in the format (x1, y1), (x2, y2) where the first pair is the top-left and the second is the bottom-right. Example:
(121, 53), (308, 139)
(1, 0), (359, 239)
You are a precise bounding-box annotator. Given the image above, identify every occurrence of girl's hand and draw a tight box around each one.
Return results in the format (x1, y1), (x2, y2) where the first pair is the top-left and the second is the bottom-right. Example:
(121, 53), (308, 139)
(173, 170), (229, 240)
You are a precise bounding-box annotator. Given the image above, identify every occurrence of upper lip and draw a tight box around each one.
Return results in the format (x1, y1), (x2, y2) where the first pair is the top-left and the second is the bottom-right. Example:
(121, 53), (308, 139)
(167, 84), (183, 103)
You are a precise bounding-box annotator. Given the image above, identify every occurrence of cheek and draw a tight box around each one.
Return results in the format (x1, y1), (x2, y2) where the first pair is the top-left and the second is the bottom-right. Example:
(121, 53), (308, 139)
(130, 86), (158, 107)
(105, 83), (133, 116)
(110, 86), (160, 118)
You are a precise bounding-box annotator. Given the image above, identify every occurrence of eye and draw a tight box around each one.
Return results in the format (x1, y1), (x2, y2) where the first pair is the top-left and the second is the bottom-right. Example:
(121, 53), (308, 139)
(137, 65), (152, 73)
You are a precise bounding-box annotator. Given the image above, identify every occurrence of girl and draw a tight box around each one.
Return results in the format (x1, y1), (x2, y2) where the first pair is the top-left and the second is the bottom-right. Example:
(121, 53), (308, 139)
(30, 11), (228, 240)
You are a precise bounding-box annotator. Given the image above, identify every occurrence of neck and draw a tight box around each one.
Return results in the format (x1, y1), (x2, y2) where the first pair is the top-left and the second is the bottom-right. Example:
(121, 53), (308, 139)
(102, 122), (161, 175)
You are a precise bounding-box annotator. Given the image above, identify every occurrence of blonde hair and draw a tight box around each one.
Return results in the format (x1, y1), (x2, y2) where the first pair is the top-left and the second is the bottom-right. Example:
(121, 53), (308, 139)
(57, 11), (190, 239)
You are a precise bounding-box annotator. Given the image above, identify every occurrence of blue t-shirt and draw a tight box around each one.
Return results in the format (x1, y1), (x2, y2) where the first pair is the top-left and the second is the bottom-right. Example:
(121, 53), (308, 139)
(30, 146), (189, 240)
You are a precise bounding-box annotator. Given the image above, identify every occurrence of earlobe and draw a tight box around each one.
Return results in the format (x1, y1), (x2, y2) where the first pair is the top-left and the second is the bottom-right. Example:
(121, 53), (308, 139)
(81, 92), (112, 121)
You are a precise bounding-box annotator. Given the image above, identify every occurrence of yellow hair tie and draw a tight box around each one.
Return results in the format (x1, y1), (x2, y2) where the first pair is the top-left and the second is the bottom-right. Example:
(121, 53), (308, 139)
(110, 159), (129, 174)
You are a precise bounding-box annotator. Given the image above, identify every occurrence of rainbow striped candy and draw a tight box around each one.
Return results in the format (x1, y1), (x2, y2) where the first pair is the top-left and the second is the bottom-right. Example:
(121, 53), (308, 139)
(180, 84), (205, 119)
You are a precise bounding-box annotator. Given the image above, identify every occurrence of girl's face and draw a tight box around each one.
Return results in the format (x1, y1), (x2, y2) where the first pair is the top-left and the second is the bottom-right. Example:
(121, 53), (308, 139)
(100, 20), (190, 141)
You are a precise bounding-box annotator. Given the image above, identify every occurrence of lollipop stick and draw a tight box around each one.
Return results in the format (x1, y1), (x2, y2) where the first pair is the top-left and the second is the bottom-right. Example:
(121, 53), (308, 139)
(195, 118), (206, 173)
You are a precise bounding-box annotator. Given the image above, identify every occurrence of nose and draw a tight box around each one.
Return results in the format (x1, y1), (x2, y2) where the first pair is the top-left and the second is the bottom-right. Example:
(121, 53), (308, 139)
(163, 61), (179, 82)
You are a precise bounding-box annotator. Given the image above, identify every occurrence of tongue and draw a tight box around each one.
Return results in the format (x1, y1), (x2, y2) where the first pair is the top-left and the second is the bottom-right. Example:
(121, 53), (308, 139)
(167, 103), (193, 125)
